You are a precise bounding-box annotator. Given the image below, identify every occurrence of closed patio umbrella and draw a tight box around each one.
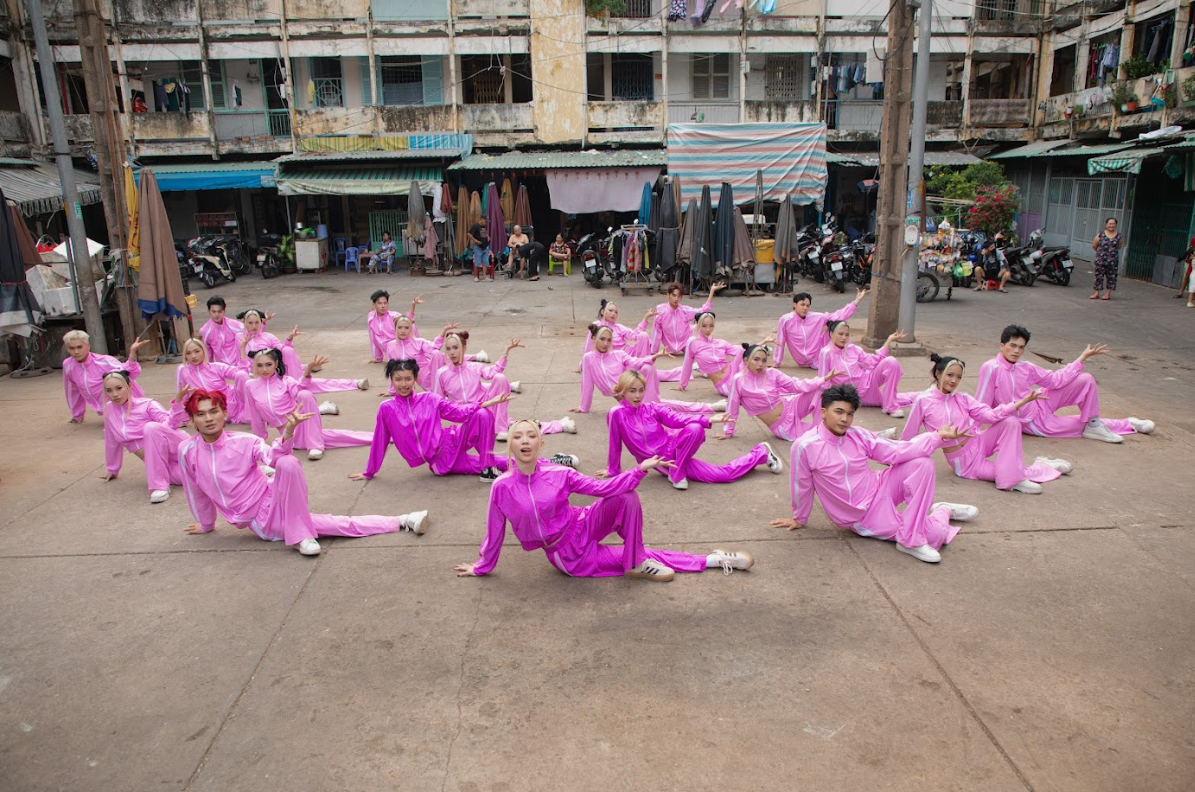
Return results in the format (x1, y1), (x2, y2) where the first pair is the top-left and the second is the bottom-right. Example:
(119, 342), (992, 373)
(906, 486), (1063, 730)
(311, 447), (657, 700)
(407, 180), (423, 243)
(442, 207), (457, 268)
(0, 189), (42, 338)
(730, 206), (755, 270)
(653, 181), (680, 275)
(456, 186), (471, 260)
(422, 213), (438, 263)
(136, 169), (190, 332)
(637, 182), (653, 226)
(513, 184), (533, 229)
(675, 198), (696, 268)
(774, 195), (795, 264)
(469, 190), (482, 226)
(500, 178), (514, 221)
(712, 181), (735, 277)
(124, 164), (140, 272)
(9, 203), (39, 267)
(486, 182), (505, 253)
(691, 185), (713, 281)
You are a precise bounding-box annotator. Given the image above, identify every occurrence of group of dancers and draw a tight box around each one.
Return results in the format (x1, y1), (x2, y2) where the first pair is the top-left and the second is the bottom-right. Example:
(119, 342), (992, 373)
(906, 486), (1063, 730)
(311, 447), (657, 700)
(63, 280), (1154, 574)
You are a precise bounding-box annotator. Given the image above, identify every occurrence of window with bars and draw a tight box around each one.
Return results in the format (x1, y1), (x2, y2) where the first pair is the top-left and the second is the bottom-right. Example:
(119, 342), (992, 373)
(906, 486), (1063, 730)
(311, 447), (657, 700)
(764, 55), (805, 101)
(461, 55), (532, 104)
(611, 55), (653, 101)
(311, 57), (344, 108)
(692, 54), (731, 100)
(976, 0), (1017, 21)
(179, 61), (206, 110)
(380, 57), (424, 105)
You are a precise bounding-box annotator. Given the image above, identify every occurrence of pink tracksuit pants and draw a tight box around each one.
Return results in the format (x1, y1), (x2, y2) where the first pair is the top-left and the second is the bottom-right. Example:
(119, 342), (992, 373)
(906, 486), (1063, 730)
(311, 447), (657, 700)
(429, 409), (508, 475)
(1021, 372), (1134, 437)
(945, 417), (1062, 490)
(658, 423), (767, 485)
(770, 391), (822, 441)
(141, 422), (189, 493)
(854, 357), (914, 414)
(545, 492), (708, 577)
(286, 391), (373, 452)
(854, 457), (960, 550)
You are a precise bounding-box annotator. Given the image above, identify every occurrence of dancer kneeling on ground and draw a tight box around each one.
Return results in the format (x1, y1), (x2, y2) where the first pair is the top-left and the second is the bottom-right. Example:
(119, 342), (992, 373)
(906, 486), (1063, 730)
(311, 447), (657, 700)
(723, 342), (846, 441)
(902, 354), (1073, 494)
(245, 349), (372, 461)
(100, 371), (191, 504)
(770, 384), (978, 564)
(63, 330), (149, 422)
(454, 419), (754, 581)
(974, 324), (1154, 444)
(602, 370), (783, 491)
(180, 390), (427, 556)
(818, 322), (914, 418)
(351, 359), (577, 484)
(574, 324), (717, 415)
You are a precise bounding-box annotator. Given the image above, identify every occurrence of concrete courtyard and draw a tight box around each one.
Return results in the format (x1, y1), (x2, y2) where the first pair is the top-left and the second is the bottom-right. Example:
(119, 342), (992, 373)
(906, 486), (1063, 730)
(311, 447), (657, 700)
(1, 264), (1192, 791)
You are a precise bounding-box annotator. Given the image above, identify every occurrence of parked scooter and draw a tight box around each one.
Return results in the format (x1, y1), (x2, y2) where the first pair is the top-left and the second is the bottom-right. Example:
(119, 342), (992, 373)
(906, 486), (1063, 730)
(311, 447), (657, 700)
(578, 229), (611, 288)
(255, 232), (283, 279)
(186, 235), (237, 289)
(1026, 229), (1074, 285)
(996, 235), (1037, 287)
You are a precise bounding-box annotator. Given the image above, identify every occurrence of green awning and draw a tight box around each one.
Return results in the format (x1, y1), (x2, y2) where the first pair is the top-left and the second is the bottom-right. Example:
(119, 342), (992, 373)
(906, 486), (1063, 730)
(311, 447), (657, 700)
(1087, 148), (1166, 175)
(275, 165), (443, 197)
(987, 140), (1070, 159)
(0, 162), (103, 217)
(1040, 142), (1134, 158)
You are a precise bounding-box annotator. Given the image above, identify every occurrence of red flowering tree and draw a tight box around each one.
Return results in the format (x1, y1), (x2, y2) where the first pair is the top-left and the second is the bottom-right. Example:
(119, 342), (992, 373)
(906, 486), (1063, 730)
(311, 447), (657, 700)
(967, 185), (1019, 239)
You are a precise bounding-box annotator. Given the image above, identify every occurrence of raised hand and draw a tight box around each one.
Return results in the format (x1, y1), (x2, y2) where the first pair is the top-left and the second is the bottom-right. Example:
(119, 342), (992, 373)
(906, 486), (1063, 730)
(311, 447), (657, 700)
(264, 311), (277, 322)
(823, 368), (846, 381)
(886, 330), (908, 346)
(1079, 343), (1110, 362)
(282, 410), (315, 439)
(711, 282), (726, 294)
(286, 326), (303, 342)
(453, 563), (478, 577)
(305, 354), (330, 375)
(760, 334), (777, 346)
(410, 294), (424, 310)
(854, 287), (870, 304)
(638, 455), (675, 472)
(769, 517), (804, 531)
(1017, 388), (1048, 408)
(127, 338), (149, 360)
(174, 383), (197, 404)
(503, 338), (525, 357)
(936, 423), (974, 442)
(643, 307), (658, 323)
(482, 392), (515, 409)
(440, 322), (461, 338)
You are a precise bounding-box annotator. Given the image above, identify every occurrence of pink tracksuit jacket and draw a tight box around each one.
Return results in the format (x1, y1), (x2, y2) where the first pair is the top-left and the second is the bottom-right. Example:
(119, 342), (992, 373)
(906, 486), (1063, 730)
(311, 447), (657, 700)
(383, 335), (446, 391)
(579, 349), (657, 412)
(240, 331), (359, 394)
(363, 391), (502, 477)
(974, 354), (1134, 438)
(580, 318), (652, 361)
(605, 400), (766, 485)
(176, 360), (250, 424)
(199, 317), (245, 367)
(723, 368), (828, 440)
(651, 299), (711, 355)
(63, 353), (144, 420)
(244, 373), (371, 452)
(471, 461), (707, 578)
(103, 396), (189, 492)
(901, 386), (1061, 489)
(367, 310), (418, 361)
(678, 335), (742, 396)
(790, 423), (959, 550)
(435, 358), (511, 427)
(179, 431), (399, 545)
(817, 342), (910, 414)
(774, 303), (857, 368)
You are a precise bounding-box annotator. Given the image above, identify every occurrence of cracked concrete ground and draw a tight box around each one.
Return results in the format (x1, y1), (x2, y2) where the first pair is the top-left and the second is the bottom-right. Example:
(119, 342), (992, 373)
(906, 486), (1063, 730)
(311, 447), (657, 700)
(1, 266), (1192, 791)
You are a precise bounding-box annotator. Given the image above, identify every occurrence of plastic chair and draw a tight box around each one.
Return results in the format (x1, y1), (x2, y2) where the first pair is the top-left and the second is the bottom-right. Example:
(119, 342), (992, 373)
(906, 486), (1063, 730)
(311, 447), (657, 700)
(333, 237), (347, 267)
(548, 252), (572, 276)
(344, 247), (360, 272)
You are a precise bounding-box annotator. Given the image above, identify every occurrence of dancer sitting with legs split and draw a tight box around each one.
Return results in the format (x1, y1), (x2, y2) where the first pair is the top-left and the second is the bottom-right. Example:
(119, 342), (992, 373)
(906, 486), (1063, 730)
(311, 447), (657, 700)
(774, 288), (867, 369)
(722, 342), (846, 441)
(454, 419), (754, 581)
(818, 322), (914, 418)
(574, 325), (718, 414)
(652, 281), (722, 381)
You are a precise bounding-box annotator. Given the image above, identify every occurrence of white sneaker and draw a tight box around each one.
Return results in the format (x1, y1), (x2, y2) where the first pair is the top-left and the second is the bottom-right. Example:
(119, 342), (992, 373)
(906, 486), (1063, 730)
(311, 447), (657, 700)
(474, 350), (490, 364)
(887, 408), (906, 419)
(560, 416), (577, 434)
(876, 427), (898, 439)
(711, 399), (728, 412)
(261, 465), (276, 477)
(709, 548), (754, 573)
(307, 449), (324, 461)
(297, 538), (321, 556)
(1127, 417), (1155, 434)
(400, 510), (429, 535)
(149, 489), (170, 504)
(1082, 419), (1123, 444)
(549, 453), (579, 469)
(762, 442), (783, 474)
(625, 559), (675, 582)
(1009, 479), (1043, 494)
(509, 380), (522, 393)
(357, 378), (370, 390)
(932, 502), (978, 522)
(1036, 457), (1074, 475)
(473, 276), (480, 282)
(319, 400), (339, 416)
(896, 543), (941, 563)
(672, 477), (690, 490)
(495, 431), (508, 442)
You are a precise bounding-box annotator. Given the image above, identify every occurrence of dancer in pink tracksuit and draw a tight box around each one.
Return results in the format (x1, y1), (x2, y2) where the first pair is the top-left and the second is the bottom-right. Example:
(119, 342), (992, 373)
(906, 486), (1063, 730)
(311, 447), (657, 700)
(454, 419), (754, 581)
(771, 384), (979, 564)
(237, 309), (366, 395)
(199, 296), (268, 367)
(381, 319), (489, 395)
(602, 370), (782, 490)
(818, 322), (914, 417)
(902, 354), (1072, 494)
(366, 289), (422, 362)
(723, 343), (843, 441)
(62, 330), (149, 422)
(676, 312), (770, 400)
(177, 338), (251, 424)
(244, 349), (372, 461)
(974, 325), (1154, 443)
(180, 389), (428, 557)
(350, 359), (543, 483)
(573, 325), (717, 414)
(652, 281), (722, 381)
(99, 372), (190, 504)
(774, 288), (867, 368)
(576, 300), (655, 369)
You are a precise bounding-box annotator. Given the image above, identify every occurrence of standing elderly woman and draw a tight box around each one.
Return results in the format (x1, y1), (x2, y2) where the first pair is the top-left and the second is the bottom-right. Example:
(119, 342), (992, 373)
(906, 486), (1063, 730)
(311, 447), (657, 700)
(1091, 217), (1121, 301)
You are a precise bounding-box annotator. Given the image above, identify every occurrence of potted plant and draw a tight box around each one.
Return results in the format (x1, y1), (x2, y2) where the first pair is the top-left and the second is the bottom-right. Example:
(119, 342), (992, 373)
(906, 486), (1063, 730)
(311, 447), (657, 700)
(584, 0), (627, 17)
(1121, 55), (1159, 80)
(1111, 82), (1139, 113)
(1183, 72), (1195, 104)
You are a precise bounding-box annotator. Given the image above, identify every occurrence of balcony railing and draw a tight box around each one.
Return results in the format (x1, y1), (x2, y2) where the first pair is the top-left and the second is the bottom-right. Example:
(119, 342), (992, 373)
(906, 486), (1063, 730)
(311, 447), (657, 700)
(454, 0), (529, 17)
(667, 102), (740, 124)
(128, 112), (211, 141)
(744, 100), (819, 124)
(828, 100), (883, 133)
(969, 98), (1031, 126)
(461, 103), (534, 132)
(926, 100), (963, 127)
(613, 0), (655, 17)
(588, 101), (662, 129)
(214, 110), (292, 141)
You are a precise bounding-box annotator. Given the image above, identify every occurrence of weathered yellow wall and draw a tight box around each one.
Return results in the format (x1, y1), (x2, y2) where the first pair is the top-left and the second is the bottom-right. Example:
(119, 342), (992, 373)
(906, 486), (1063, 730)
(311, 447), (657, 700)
(530, 0), (585, 144)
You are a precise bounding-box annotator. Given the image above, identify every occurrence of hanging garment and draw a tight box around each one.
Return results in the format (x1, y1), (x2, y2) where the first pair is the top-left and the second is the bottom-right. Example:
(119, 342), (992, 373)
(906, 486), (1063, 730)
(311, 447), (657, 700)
(668, 0), (687, 19)
(701, 0), (717, 23)
(154, 82), (168, 111)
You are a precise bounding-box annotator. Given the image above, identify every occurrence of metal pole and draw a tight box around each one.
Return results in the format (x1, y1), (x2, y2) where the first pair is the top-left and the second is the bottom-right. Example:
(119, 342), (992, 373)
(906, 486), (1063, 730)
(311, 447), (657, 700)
(897, 0), (933, 342)
(28, 0), (108, 353)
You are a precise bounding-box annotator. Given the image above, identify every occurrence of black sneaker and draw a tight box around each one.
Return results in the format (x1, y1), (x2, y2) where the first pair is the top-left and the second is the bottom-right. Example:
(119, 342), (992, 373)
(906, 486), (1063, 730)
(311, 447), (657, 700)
(479, 466), (501, 483)
(548, 453), (579, 469)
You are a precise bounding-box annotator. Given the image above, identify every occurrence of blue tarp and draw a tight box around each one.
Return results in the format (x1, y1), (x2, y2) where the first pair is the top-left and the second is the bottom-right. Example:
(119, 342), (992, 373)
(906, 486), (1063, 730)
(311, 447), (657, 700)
(135, 165), (276, 192)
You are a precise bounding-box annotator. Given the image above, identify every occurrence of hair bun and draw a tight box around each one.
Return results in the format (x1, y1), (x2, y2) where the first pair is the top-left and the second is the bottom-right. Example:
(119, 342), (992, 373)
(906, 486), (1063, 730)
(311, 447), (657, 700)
(741, 342), (752, 352)
(929, 352), (943, 363)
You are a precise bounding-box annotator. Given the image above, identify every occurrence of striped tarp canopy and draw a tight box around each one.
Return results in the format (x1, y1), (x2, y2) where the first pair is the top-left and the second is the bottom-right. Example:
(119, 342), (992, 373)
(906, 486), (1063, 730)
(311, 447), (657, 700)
(275, 164), (443, 197)
(1087, 147), (1166, 175)
(666, 123), (828, 206)
(0, 161), (103, 217)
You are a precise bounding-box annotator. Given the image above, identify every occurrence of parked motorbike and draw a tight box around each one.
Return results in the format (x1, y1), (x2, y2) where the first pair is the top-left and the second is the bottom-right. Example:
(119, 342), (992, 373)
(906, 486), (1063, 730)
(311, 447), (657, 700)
(578, 229), (611, 288)
(186, 235), (237, 289)
(255, 232), (283, 279)
(997, 238), (1037, 287)
(1026, 229), (1074, 286)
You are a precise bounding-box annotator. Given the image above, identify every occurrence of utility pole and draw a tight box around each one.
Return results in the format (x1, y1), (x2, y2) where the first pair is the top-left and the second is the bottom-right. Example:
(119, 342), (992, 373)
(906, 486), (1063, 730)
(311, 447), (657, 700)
(896, 0), (932, 350)
(864, 0), (915, 350)
(28, 0), (108, 353)
(74, 0), (139, 352)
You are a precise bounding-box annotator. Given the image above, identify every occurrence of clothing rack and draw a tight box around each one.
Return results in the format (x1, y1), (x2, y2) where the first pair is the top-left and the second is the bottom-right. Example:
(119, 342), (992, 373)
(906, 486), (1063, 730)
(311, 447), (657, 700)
(617, 224), (653, 296)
